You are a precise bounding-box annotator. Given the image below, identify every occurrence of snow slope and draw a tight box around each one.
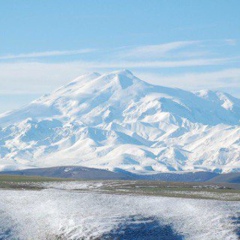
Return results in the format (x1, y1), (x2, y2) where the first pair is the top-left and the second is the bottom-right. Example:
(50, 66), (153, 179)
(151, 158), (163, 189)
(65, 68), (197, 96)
(0, 70), (239, 173)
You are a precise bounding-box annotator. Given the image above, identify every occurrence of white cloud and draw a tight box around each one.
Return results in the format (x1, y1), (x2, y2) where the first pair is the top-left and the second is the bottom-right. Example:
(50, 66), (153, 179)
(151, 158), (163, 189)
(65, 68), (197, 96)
(91, 57), (236, 68)
(0, 39), (239, 97)
(0, 61), (239, 98)
(137, 68), (240, 96)
(224, 39), (237, 46)
(118, 41), (200, 59)
(116, 39), (237, 60)
(0, 62), (86, 94)
(0, 49), (95, 60)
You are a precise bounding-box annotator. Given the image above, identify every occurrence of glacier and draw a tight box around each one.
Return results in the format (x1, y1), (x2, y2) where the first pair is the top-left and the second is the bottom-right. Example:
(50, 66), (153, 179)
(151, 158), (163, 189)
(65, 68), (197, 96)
(0, 69), (239, 173)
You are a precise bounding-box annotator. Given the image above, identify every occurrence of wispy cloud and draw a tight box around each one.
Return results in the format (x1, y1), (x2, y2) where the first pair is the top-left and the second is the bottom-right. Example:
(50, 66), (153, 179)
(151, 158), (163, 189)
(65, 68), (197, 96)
(118, 41), (200, 59)
(113, 39), (238, 60)
(137, 68), (240, 92)
(224, 39), (237, 46)
(0, 39), (239, 98)
(0, 61), (239, 96)
(0, 49), (95, 60)
(85, 57), (237, 68)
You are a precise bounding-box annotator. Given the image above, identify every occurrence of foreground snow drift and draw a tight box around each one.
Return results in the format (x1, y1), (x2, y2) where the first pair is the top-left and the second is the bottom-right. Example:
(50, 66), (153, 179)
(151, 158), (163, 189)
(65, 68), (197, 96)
(0, 186), (239, 239)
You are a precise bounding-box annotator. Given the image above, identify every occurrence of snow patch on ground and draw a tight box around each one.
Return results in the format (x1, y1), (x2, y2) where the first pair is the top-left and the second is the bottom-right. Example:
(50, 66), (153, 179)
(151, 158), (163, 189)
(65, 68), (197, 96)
(0, 186), (239, 240)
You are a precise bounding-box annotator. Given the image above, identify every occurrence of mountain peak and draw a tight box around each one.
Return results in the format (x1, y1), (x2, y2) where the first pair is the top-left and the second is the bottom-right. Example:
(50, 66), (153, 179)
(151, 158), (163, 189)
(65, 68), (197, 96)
(0, 70), (239, 174)
(67, 72), (101, 85)
(112, 69), (135, 89)
(112, 69), (134, 76)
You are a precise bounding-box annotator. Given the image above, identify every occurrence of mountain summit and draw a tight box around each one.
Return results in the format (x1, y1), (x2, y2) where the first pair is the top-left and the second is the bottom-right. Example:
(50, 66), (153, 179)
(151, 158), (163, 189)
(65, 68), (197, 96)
(0, 70), (239, 173)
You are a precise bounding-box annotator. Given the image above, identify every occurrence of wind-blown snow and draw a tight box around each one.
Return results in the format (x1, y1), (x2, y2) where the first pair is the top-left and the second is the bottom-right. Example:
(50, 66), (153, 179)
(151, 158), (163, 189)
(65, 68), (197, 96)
(0, 70), (239, 173)
(0, 186), (239, 239)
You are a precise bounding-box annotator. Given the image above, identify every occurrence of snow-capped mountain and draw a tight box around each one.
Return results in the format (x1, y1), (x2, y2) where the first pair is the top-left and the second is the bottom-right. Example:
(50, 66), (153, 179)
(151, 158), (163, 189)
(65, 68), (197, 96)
(0, 70), (239, 173)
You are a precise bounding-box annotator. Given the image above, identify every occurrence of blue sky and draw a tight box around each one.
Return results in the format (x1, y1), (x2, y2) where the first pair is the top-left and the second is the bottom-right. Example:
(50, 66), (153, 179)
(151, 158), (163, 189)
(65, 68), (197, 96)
(0, 0), (239, 113)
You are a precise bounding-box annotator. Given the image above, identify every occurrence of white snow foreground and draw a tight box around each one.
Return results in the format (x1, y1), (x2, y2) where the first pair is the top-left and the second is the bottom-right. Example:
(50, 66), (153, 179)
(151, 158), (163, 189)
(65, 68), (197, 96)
(0, 70), (239, 173)
(0, 187), (239, 240)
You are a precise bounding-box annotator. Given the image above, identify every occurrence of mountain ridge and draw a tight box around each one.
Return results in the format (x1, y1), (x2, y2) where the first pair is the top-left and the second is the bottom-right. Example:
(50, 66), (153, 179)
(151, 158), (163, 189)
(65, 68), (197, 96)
(0, 70), (239, 173)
